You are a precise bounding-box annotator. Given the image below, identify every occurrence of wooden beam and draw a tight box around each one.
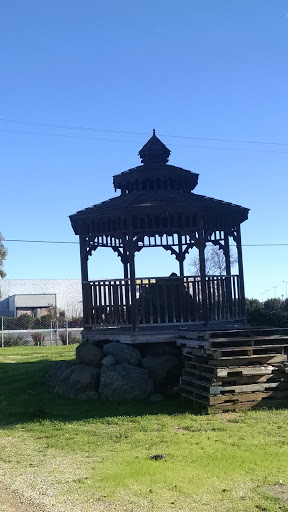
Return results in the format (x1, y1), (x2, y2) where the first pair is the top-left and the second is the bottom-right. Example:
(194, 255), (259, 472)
(178, 234), (184, 277)
(80, 236), (91, 325)
(198, 237), (209, 326)
(224, 232), (233, 317)
(128, 240), (138, 332)
(235, 225), (246, 320)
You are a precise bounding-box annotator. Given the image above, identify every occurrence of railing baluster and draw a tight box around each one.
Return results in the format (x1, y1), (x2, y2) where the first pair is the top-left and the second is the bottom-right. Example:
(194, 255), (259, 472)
(216, 277), (221, 320)
(118, 280), (124, 324)
(156, 281), (161, 323)
(207, 277), (212, 321)
(171, 281), (176, 323)
(92, 282), (97, 325)
(149, 279), (153, 324)
(163, 282), (168, 323)
(185, 279), (190, 322)
(108, 281), (113, 324)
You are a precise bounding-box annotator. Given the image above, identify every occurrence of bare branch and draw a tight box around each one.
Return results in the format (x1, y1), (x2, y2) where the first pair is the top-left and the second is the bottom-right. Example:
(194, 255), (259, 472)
(189, 245), (237, 276)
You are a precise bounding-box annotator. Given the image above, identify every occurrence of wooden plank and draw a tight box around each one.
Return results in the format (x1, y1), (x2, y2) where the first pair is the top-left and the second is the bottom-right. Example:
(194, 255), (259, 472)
(209, 346), (285, 359)
(208, 389), (288, 406)
(180, 375), (288, 394)
(184, 347), (286, 360)
(199, 354), (287, 366)
(211, 374), (288, 386)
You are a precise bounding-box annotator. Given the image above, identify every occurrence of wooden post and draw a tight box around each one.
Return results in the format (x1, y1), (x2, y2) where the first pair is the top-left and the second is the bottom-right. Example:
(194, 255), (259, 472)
(121, 246), (130, 323)
(178, 234), (184, 277)
(80, 236), (90, 326)
(235, 225), (246, 320)
(223, 232), (233, 317)
(198, 237), (209, 326)
(123, 251), (129, 280)
(128, 240), (138, 332)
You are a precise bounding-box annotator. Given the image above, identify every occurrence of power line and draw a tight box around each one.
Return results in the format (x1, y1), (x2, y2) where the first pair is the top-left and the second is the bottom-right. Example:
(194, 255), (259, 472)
(0, 128), (141, 144)
(4, 239), (78, 245)
(4, 239), (288, 247)
(1, 117), (288, 149)
(1, 127), (288, 154)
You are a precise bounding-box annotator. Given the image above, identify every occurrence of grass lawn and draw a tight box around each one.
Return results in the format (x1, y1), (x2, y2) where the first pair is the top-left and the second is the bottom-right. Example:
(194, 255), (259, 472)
(0, 346), (288, 512)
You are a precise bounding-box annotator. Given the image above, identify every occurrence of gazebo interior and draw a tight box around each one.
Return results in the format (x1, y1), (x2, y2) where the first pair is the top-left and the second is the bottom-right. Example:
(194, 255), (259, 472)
(70, 131), (249, 334)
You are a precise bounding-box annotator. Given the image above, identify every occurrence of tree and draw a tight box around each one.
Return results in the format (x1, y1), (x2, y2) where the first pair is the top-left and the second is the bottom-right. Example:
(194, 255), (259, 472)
(0, 233), (7, 298)
(189, 245), (237, 276)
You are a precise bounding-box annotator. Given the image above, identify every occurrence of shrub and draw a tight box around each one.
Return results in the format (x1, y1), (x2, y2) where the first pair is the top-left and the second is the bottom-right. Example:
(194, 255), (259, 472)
(246, 298), (288, 327)
(59, 332), (79, 345)
(3, 334), (29, 347)
(31, 332), (45, 346)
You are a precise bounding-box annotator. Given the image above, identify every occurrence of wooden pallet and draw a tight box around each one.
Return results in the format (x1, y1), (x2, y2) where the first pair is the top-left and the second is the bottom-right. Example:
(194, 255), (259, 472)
(179, 328), (288, 412)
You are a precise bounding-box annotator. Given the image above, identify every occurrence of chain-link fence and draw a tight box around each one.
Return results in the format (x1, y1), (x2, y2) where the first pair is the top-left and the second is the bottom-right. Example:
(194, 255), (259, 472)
(0, 315), (82, 347)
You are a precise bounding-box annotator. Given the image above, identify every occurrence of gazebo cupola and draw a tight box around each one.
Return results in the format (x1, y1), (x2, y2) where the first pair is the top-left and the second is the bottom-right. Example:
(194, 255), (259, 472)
(139, 129), (171, 164)
(70, 130), (249, 333)
(113, 130), (199, 195)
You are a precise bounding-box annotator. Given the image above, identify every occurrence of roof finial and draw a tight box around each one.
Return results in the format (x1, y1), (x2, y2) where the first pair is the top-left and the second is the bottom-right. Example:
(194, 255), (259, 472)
(153, 129), (155, 136)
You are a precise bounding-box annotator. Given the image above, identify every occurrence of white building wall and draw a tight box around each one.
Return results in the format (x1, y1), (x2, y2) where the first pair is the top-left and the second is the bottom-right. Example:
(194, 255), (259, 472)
(0, 279), (82, 317)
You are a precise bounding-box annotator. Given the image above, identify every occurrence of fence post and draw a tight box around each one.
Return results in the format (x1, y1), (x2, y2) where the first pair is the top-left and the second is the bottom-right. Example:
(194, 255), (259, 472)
(66, 317), (69, 346)
(56, 320), (59, 346)
(1, 317), (3, 348)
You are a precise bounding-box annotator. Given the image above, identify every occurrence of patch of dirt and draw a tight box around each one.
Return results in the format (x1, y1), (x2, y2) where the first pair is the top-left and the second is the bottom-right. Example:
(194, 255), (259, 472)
(266, 484), (288, 504)
(0, 484), (47, 512)
(0, 485), (27, 512)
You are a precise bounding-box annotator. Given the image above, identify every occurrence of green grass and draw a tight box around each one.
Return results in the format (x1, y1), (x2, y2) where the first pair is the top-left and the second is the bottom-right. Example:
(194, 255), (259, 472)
(0, 346), (288, 511)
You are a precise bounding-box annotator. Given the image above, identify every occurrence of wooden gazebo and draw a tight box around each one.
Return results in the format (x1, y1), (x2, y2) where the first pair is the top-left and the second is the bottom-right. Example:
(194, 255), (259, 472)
(70, 131), (249, 335)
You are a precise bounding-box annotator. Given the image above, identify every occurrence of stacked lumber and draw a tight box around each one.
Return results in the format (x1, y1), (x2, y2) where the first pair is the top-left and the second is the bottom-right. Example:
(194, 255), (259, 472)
(178, 328), (288, 412)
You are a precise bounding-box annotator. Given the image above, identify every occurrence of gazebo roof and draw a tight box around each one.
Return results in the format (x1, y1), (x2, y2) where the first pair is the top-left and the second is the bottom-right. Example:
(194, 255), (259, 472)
(70, 189), (249, 234)
(69, 130), (249, 236)
(113, 163), (199, 192)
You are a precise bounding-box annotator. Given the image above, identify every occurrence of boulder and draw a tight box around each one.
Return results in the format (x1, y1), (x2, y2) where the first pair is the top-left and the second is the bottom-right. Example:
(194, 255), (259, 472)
(46, 360), (76, 390)
(102, 355), (116, 366)
(103, 342), (141, 366)
(99, 363), (153, 400)
(141, 355), (181, 385)
(54, 364), (100, 398)
(76, 342), (103, 368)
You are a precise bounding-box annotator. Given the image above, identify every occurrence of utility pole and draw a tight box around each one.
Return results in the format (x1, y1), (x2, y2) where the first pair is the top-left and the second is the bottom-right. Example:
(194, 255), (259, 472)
(272, 286), (278, 299)
(283, 281), (288, 299)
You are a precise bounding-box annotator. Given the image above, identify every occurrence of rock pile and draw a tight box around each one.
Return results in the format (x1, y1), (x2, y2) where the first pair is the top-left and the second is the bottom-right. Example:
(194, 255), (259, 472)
(47, 340), (181, 401)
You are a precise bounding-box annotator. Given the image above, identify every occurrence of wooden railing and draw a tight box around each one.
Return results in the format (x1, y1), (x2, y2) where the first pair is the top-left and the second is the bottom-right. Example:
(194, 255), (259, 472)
(83, 275), (244, 328)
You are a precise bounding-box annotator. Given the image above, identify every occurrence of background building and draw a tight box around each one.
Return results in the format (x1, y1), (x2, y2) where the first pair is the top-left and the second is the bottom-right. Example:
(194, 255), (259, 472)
(0, 279), (82, 318)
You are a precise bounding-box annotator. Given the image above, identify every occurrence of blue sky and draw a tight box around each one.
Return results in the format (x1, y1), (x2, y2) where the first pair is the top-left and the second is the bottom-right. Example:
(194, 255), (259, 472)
(1, 0), (288, 300)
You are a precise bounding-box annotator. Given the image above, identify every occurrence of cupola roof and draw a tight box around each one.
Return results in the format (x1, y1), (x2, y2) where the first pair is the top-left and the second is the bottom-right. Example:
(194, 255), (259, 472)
(138, 129), (171, 165)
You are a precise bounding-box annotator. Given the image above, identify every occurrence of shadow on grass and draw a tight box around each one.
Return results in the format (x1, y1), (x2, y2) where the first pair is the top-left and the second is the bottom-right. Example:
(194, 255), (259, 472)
(0, 359), (201, 427)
